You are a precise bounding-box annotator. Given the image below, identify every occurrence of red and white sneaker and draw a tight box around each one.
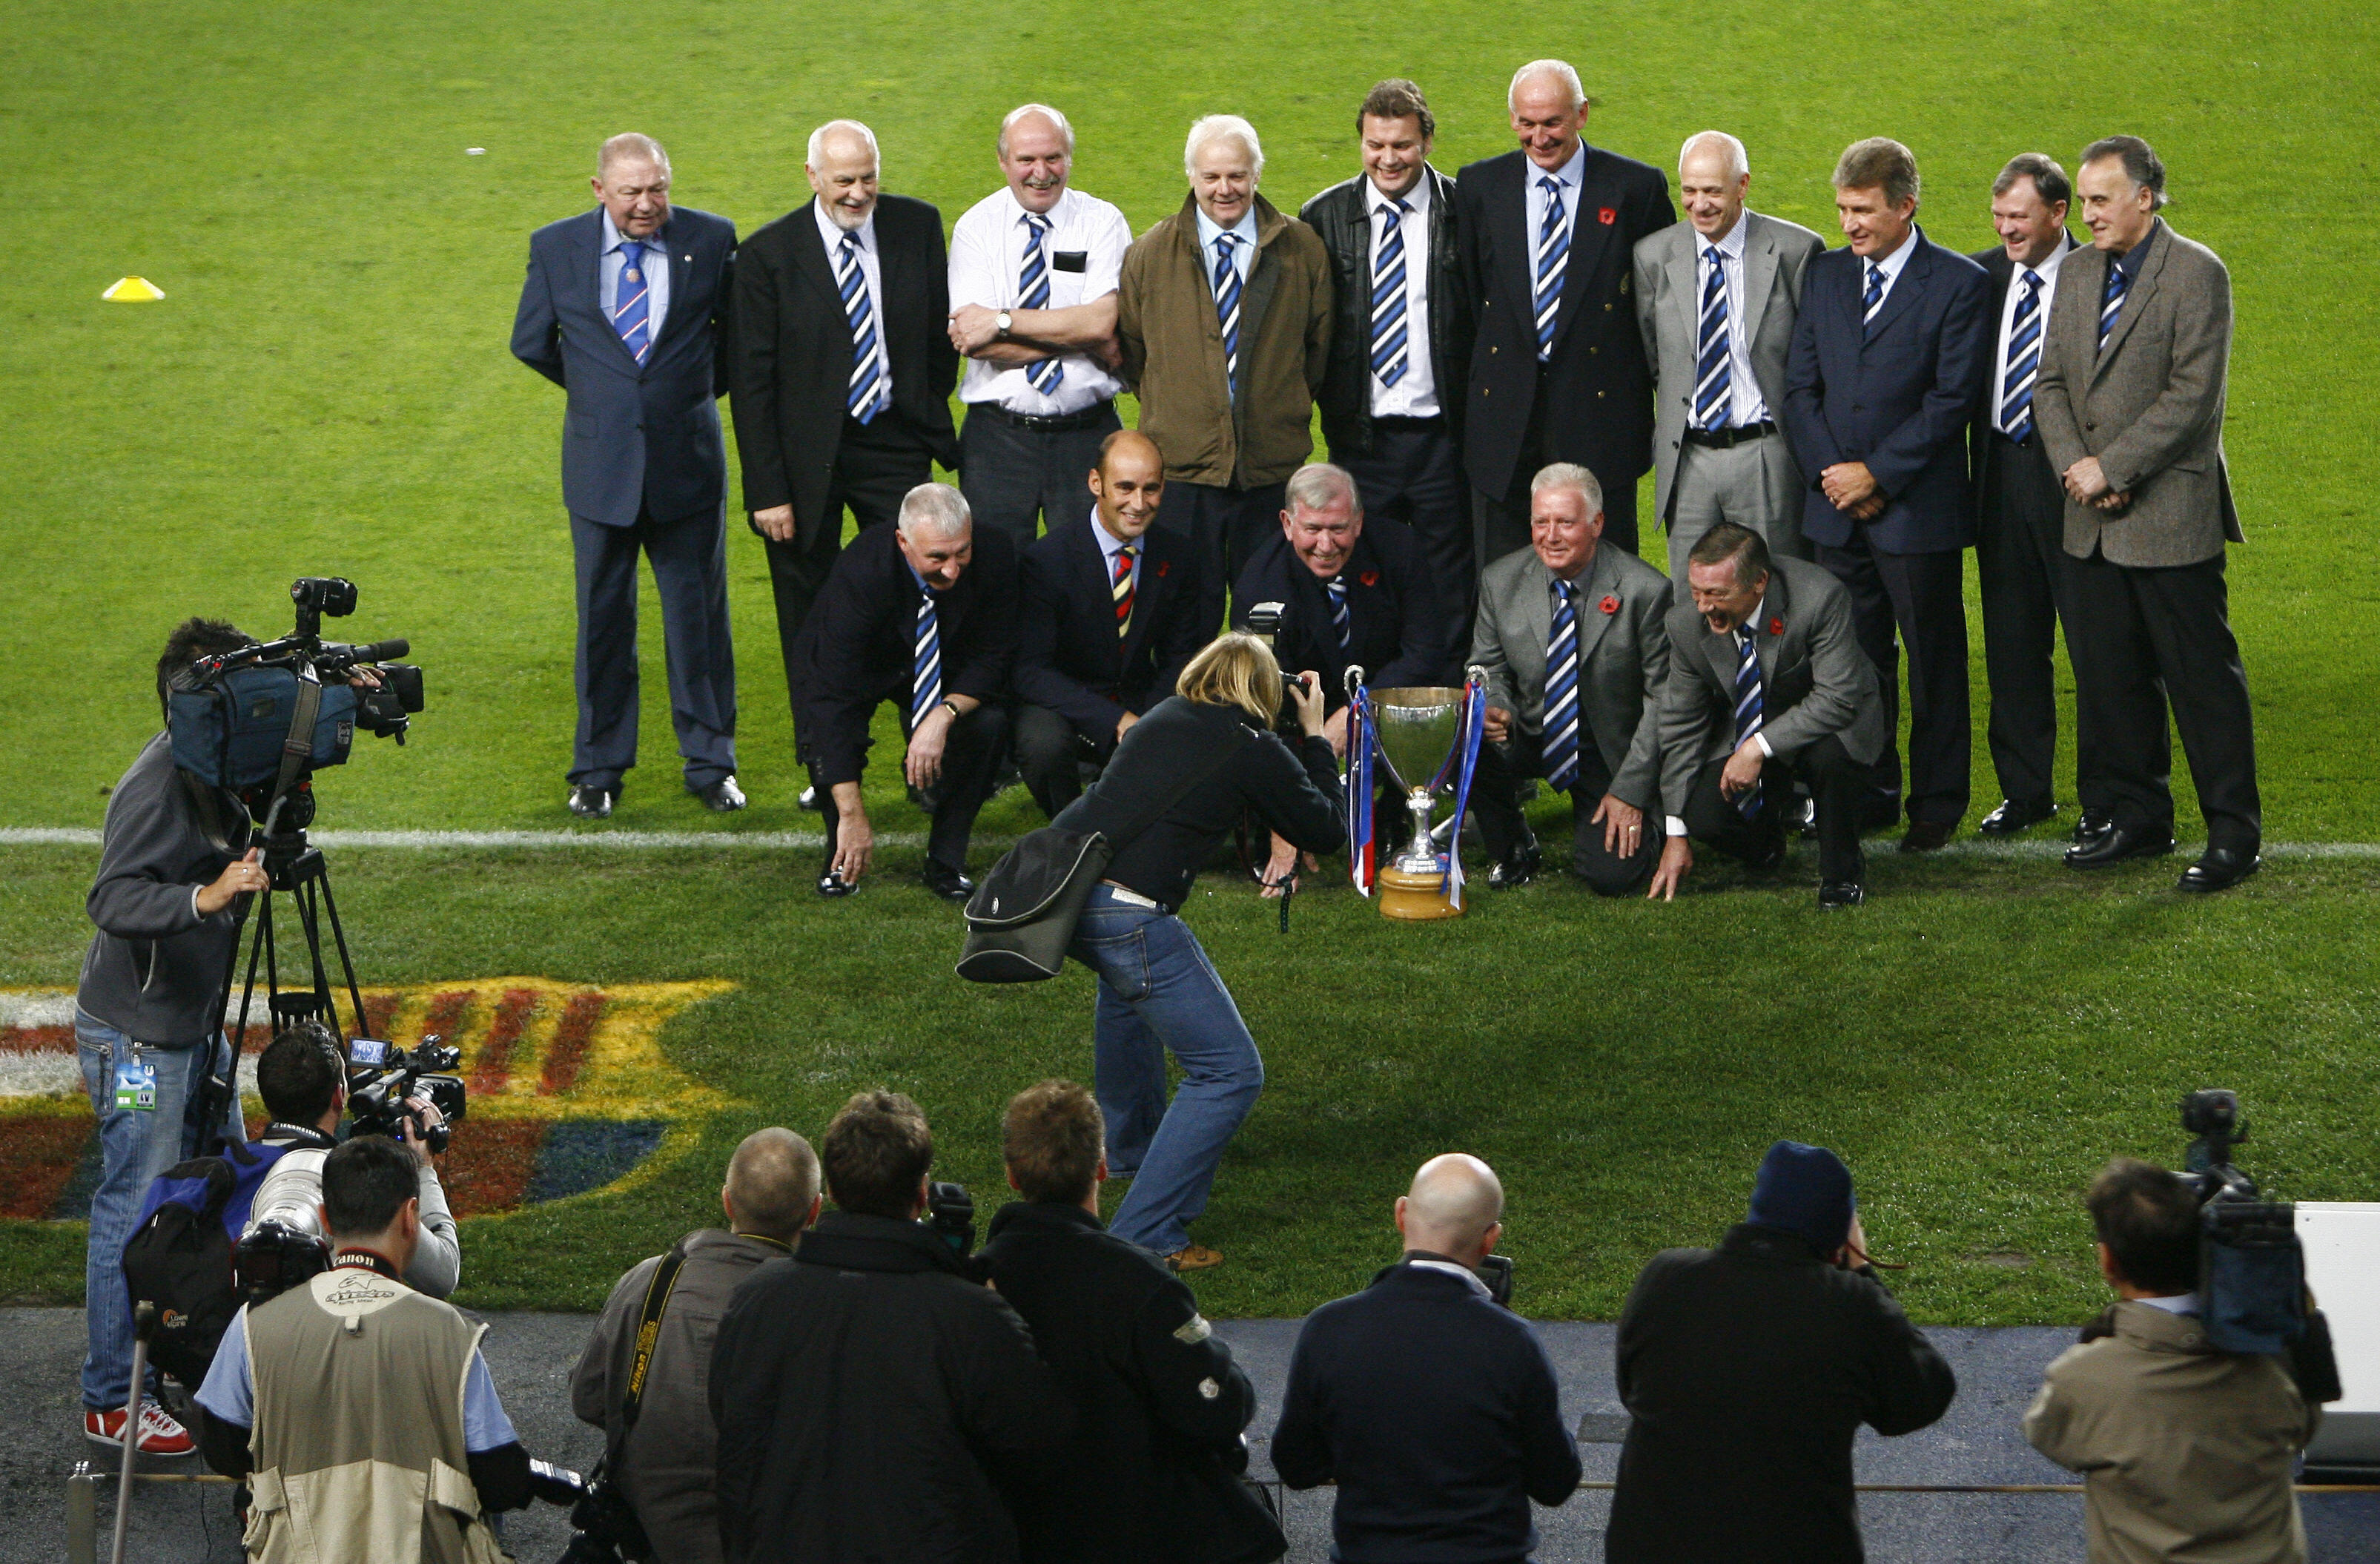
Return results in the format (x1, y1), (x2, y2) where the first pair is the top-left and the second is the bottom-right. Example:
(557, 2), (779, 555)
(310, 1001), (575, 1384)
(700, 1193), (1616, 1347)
(84, 1400), (196, 1456)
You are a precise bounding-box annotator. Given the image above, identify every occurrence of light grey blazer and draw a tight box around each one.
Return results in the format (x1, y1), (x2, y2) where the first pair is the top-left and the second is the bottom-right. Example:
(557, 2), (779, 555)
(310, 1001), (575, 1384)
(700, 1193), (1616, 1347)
(1656, 556), (1886, 819)
(2033, 220), (2243, 568)
(1634, 210), (1827, 520)
(1470, 541), (1674, 810)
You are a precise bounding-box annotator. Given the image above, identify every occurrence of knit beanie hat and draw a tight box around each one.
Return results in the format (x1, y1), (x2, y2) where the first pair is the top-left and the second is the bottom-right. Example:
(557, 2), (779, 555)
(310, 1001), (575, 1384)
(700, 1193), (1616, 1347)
(1747, 1140), (1856, 1252)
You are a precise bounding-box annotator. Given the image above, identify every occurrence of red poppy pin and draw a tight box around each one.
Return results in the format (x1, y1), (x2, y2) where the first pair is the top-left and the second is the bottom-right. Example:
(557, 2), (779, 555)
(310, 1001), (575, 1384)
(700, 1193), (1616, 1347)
(1767, 616), (1785, 636)
(1598, 206), (1617, 225)
(1156, 561), (1171, 578)
(1599, 594), (1620, 615)
(1360, 570), (1379, 587)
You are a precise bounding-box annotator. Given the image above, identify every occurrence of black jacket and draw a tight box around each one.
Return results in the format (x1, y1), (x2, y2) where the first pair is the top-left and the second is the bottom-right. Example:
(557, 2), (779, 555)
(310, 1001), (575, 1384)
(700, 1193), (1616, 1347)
(977, 1201), (1284, 1564)
(1271, 1261), (1581, 1563)
(790, 520), (1019, 786)
(1300, 167), (1472, 456)
(1232, 517), (1455, 710)
(79, 733), (251, 1043)
(1967, 233), (2081, 517)
(727, 195), (959, 538)
(709, 1212), (1073, 1564)
(1057, 696), (1346, 911)
(1606, 1224), (1957, 1564)
(1014, 516), (1208, 740)
(1454, 146), (1675, 501)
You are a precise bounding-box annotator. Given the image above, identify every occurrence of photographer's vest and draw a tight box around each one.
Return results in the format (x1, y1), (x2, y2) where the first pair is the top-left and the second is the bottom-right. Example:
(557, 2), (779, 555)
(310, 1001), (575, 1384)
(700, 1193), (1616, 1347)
(241, 1261), (504, 1564)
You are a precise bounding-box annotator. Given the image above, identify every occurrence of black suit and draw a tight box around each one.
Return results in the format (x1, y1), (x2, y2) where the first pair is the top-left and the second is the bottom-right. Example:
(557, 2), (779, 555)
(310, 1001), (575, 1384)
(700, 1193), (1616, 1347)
(1232, 518), (1455, 710)
(790, 521), (1016, 872)
(1013, 516), (1209, 817)
(1455, 145), (1674, 558)
(1970, 237), (2092, 814)
(730, 197), (961, 720)
(1784, 231), (1992, 827)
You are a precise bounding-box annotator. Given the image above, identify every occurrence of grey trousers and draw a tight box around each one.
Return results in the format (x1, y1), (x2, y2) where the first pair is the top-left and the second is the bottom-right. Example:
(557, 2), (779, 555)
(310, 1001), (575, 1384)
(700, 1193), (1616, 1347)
(569, 505), (737, 793)
(1663, 434), (1803, 581)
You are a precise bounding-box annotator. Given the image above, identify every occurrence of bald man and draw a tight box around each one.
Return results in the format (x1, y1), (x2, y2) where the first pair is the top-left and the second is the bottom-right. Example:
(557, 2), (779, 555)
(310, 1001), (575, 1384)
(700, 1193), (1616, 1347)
(1273, 1155), (1581, 1560)
(572, 1128), (822, 1564)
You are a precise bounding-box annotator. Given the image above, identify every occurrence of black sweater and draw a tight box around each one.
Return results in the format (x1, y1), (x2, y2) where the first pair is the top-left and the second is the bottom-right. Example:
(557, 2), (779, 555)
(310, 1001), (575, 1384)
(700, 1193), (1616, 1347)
(1271, 1262), (1581, 1563)
(1054, 696), (1345, 911)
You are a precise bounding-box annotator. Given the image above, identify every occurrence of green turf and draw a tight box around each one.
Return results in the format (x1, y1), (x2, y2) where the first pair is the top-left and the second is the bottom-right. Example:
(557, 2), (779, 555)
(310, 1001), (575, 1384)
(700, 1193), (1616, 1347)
(4, 1), (2378, 1320)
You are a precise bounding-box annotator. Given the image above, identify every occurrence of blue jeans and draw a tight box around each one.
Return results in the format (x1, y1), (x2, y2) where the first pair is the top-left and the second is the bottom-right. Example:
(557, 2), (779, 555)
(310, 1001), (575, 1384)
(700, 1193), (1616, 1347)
(1070, 887), (1263, 1256)
(76, 1009), (244, 1411)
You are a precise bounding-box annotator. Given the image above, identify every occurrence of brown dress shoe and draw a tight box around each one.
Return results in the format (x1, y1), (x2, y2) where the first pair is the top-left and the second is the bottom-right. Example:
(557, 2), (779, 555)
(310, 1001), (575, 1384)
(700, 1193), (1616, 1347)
(1166, 1244), (1225, 1272)
(1899, 819), (1953, 853)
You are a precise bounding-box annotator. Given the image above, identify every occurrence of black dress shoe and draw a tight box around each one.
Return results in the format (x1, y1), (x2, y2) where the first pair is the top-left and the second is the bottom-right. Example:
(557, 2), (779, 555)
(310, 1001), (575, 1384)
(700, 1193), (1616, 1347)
(1859, 795), (1903, 834)
(922, 862), (975, 903)
(2072, 811), (2114, 847)
(798, 784), (824, 812)
(2064, 824), (2175, 869)
(1899, 819), (1953, 853)
(2177, 847), (2261, 894)
(693, 775), (747, 812)
(816, 864), (856, 897)
(1792, 796), (1819, 839)
(568, 785), (615, 819)
(1978, 796), (2057, 837)
(1818, 880), (1865, 910)
(1488, 843), (1542, 889)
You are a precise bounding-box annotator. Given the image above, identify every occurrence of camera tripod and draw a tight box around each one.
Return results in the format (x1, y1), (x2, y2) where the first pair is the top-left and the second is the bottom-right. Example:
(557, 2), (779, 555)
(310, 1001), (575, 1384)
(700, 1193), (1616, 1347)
(194, 828), (371, 1155)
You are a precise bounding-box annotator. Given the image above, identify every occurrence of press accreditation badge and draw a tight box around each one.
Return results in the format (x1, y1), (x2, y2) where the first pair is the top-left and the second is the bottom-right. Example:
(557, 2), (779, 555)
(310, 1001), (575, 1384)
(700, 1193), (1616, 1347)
(115, 1061), (159, 1112)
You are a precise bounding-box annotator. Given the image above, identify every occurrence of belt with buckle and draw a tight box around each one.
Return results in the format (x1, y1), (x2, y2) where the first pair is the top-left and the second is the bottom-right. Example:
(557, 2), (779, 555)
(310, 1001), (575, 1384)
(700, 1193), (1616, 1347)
(982, 399), (1116, 434)
(1682, 420), (1779, 450)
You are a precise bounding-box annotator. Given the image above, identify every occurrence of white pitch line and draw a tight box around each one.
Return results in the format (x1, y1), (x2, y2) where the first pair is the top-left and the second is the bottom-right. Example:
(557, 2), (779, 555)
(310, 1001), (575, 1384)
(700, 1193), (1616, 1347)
(3, 826), (2378, 858)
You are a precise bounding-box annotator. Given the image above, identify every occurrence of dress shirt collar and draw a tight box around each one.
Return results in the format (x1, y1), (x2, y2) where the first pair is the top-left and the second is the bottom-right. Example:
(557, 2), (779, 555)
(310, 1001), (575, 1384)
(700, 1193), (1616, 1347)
(815, 200), (877, 256)
(1867, 222), (1920, 283)
(1695, 213), (1749, 265)
(1402, 1255), (1491, 1297)
(2110, 217), (2162, 281)
(1194, 203), (1260, 256)
(1533, 142), (1586, 194)
(1089, 508), (1140, 568)
(902, 553), (935, 597)
(1365, 171), (1431, 220)
(1735, 595), (1771, 650)
(2134, 1290), (2201, 1316)
(1005, 185), (1071, 231)
(2017, 236), (2072, 289)
(600, 208), (661, 256)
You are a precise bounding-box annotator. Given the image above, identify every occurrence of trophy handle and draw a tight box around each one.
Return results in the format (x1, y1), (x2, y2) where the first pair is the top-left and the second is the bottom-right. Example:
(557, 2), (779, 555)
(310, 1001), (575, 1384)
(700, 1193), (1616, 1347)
(1465, 662), (1490, 687)
(1343, 664), (1367, 702)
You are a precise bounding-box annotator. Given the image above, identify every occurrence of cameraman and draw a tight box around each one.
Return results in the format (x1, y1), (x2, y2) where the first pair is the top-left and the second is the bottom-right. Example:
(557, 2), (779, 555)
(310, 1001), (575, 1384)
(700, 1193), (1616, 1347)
(2023, 1158), (2321, 1564)
(570, 1127), (822, 1564)
(74, 617), (268, 1456)
(194, 1135), (533, 1560)
(245, 1021), (462, 1296)
(1054, 632), (1345, 1272)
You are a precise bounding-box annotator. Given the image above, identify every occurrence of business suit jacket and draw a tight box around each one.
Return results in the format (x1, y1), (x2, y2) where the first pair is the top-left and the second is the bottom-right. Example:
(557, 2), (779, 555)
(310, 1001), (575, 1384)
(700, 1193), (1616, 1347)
(1471, 542), (1674, 811)
(728, 196), (959, 541)
(1298, 165), (1472, 456)
(1966, 234), (2080, 504)
(512, 207), (737, 529)
(790, 521), (1018, 787)
(1657, 557), (1887, 819)
(1232, 518), (1452, 708)
(1636, 211), (1826, 520)
(1454, 146), (1676, 502)
(1014, 517), (1207, 739)
(2032, 221), (2243, 568)
(1783, 231), (1994, 554)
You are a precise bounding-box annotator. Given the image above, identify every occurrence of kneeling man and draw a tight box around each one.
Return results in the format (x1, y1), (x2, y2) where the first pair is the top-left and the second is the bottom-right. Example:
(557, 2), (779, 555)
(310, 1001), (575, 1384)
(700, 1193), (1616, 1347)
(1650, 524), (1886, 908)
(1470, 463), (1673, 894)
(793, 483), (1017, 902)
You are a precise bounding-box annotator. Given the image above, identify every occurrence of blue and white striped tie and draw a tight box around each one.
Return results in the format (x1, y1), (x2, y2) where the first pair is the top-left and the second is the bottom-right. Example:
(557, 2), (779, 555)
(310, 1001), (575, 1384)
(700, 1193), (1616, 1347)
(1327, 575), (1352, 653)
(1019, 213), (1062, 397)
(1862, 261), (1887, 338)
(612, 240), (652, 364)
(1370, 199), (1410, 389)
(836, 232), (890, 423)
(1543, 580), (1580, 791)
(911, 587), (942, 731)
(1733, 630), (1765, 819)
(2001, 268), (2043, 441)
(1694, 245), (1733, 429)
(1212, 233), (1243, 400)
(2098, 260), (2129, 354)
(1533, 176), (1569, 361)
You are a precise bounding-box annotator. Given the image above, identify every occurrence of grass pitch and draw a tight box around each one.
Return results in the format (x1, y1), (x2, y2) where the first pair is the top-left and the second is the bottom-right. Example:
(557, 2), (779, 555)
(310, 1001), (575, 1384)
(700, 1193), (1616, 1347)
(3, 0), (2377, 1321)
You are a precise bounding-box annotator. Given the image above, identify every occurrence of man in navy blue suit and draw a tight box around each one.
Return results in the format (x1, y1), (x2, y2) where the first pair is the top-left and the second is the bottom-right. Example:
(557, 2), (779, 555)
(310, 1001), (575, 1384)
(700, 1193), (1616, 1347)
(1013, 431), (1208, 819)
(1785, 138), (1991, 851)
(512, 133), (742, 819)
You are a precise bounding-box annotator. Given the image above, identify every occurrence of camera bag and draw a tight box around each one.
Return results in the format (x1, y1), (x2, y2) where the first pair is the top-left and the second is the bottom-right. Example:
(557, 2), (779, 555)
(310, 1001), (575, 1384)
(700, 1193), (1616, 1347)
(168, 663), (359, 791)
(119, 1138), (297, 1385)
(957, 719), (1254, 983)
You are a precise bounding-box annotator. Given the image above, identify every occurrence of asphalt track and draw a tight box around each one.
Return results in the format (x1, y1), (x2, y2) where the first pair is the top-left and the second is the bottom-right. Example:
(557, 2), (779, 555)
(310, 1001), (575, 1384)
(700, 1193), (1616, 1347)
(7, 1309), (2375, 1562)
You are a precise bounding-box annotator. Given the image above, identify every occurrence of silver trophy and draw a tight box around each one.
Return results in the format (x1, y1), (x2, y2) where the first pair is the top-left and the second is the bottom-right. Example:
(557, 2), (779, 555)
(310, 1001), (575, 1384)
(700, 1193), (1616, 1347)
(1366, 673), (1481, 876)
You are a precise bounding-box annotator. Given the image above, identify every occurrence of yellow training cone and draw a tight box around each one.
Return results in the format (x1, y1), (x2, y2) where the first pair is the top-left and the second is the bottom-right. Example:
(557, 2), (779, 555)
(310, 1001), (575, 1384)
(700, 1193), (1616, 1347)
(102, 277), (166, 302)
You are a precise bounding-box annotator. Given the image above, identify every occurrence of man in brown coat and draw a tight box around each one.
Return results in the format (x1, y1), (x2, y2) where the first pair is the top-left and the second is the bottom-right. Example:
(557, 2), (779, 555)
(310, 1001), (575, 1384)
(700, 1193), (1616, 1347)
(2032, 136), (2259, 891)
(2024, 1158), (2318, 1564)
(1119, 113), (1332, 629)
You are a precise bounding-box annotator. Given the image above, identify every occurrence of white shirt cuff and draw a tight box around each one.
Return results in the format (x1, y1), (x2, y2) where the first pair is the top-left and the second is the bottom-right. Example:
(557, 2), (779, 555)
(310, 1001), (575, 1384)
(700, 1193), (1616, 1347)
(1753, 733), (1774, 759)
(1665, 816), (1689, 837)
(191, 885), (206, 920)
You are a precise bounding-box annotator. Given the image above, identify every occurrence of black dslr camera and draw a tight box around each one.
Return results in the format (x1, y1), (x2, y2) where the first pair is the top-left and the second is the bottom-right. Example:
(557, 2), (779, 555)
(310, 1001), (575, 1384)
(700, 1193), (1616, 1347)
(927, 1181), (977, 1259)
(528, 1459), (649, 1564)
(2175, 1089), (2336, 1393)
(347, 1036), (467, 1154)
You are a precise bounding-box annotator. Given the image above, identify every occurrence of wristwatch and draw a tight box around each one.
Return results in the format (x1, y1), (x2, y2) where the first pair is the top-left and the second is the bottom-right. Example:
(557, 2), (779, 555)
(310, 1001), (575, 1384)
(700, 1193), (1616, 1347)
(994, 309), (1013, 340)
(940, 698), (963, 721)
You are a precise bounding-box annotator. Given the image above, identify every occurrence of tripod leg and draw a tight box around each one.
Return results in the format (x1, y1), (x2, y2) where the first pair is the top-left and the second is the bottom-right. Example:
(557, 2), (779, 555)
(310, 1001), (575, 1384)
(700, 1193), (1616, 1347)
(316, 867), (369, 1040)
(294, 880), (338, 1041)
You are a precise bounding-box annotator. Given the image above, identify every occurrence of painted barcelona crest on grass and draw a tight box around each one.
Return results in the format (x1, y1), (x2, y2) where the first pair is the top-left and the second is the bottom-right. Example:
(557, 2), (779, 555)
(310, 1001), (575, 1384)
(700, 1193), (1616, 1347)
(0, 980), (730, 1223)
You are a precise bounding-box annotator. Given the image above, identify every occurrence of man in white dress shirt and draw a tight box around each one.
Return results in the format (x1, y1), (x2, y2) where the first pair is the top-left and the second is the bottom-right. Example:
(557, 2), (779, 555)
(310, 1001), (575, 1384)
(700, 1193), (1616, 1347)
(948, 105), (1135, 552)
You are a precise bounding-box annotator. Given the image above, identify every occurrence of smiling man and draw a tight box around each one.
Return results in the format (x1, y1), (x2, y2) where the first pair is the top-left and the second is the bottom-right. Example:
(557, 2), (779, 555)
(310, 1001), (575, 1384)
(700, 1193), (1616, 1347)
(1120, 113), (1334, 633)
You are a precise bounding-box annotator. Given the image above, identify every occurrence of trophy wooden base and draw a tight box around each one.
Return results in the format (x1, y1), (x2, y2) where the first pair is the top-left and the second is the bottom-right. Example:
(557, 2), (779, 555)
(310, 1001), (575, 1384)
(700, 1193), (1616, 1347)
(1377, 863), (1463, 920)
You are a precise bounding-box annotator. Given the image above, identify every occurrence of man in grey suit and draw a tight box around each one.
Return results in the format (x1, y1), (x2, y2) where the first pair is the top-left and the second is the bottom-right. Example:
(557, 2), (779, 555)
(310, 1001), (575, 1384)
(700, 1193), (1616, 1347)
(1469, 463), (1673, 894)
(1650, 524), (1888, 908)
(512, 133), (743, 819)
(1636, 132), (1825, 580)
(2034, 136), (2259, 891)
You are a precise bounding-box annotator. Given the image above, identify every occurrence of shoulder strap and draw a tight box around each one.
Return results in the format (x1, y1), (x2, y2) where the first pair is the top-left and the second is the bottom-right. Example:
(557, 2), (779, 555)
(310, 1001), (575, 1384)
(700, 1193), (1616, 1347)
(1080, 715), (1257, 853)
(262, 669), (324, 828)
(617, 1236), (695, 1434)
